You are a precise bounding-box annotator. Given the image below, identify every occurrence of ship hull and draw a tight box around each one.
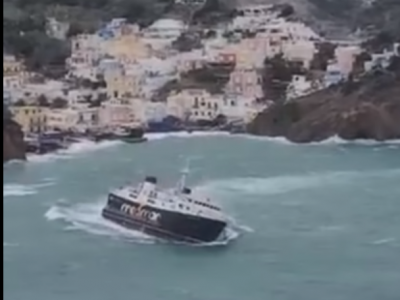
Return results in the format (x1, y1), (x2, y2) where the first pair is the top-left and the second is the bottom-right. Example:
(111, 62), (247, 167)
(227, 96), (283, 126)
(102, 193), (226, 244)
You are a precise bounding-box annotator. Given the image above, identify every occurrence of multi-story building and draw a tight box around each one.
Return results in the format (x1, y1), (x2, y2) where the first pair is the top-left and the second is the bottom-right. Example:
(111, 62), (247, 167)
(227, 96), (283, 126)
(104, 34), (153, 64)
(46, 109), (79, 131)
(9, 106), (48, 133)
(219, 94), (266, 122)
(143, 18), (187, 40)
(167, 89), (265, 122)
(68, 34), (104, 69)
(335, 45), (361, 75)
(225, 67), (263, 98)
(104, 65), (144, 99)
(3, 54), (28, 91)
(99, 99), (138, 128)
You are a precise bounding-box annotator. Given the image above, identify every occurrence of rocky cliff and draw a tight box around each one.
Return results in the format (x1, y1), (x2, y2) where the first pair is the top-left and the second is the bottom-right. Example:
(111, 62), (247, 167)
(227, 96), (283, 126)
(248, 58), (400, 143)
(3, 115), (26, 163)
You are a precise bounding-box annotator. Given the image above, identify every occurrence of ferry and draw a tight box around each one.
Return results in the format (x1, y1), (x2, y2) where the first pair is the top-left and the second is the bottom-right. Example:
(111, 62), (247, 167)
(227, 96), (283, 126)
(101, 168), (228, 244)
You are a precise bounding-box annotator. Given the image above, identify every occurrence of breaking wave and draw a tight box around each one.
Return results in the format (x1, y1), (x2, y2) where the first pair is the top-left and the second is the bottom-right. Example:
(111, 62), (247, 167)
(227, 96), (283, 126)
(145, 131), (229, 141)
(195, 169), (400, 199)
(17, 132), (399, 165)
(3, 181), (55, 197)
(28, 140), (122, 163)
(236, 134), (400, 146)
(44, 198), (244, 247)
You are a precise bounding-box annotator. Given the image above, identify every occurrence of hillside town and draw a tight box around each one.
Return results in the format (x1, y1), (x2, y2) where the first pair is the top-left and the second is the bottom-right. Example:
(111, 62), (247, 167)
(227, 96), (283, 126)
(3, 4), (400, 151)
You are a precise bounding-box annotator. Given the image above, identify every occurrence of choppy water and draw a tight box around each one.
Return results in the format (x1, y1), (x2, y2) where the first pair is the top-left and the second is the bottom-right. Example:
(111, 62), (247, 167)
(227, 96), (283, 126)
(4, 133), (400, 300)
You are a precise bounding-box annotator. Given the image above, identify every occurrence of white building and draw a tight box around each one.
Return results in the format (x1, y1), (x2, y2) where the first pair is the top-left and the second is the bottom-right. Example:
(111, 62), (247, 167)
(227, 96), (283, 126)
(167, 89), (266, 122)
(286, 75), (314, 100)
(282, 40), (317, 69)
(131, 100), (168, 123)
(99, 98), (139, 128)
(46, 109), (79, 131)
(3, 75), (25, 91)
(143, 18), (187, 40)
(11, 81), (67, 104)
(335, 45), (361, 75)
(68, 34), (104, 70)
(46, 106), (100, 132)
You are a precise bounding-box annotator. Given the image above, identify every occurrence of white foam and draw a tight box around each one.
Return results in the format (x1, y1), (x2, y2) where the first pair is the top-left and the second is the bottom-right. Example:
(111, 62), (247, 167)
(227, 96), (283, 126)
(145, 131), (230, 141)
(144, 131), (400, 146)
(3, 242), (19, 247)
(62, 140), (121, 155)
(28, 140), (122, 164)
(236, 134), (400, 146)
(45, 199), (155, 243)
(195, 169), (400, 199)
(3, 181), (55, 197)
(372, 237), (397, 245)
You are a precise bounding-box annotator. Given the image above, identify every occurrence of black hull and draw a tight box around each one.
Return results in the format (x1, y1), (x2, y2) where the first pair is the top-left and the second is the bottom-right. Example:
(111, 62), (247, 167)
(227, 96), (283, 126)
(102, 194), (226, 244)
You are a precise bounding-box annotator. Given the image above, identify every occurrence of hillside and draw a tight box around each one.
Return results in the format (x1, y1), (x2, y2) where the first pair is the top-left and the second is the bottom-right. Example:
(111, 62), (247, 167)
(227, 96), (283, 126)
(232, 0), (400, 40)
(248, 57), (400, 143)
(4, 0), (400, 75)
(3, 0), (176, 75)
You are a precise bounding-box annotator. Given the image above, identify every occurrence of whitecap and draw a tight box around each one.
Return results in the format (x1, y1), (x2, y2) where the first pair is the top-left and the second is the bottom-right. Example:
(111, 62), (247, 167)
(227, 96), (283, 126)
(232, 134), (400, 146)
(28, 140), (122, 164)
(3, 181), (55, 197)
(3, 242), (19, 247)
(195, 169), (400, 199)
(145, 131), (229, 141)
(371, 238), (397, 245)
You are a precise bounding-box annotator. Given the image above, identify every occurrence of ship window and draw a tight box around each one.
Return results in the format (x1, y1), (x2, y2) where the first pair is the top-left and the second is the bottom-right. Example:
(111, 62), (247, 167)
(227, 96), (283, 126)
(148, 199), (155, 204)
(179, 204), (183, 209)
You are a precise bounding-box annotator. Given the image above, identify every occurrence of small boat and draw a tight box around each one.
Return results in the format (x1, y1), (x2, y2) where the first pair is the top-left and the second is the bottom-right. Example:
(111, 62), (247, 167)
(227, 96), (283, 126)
(93, 127), (147, 143)
(101, 166), (228, 244)
(114, 127), (147, 144)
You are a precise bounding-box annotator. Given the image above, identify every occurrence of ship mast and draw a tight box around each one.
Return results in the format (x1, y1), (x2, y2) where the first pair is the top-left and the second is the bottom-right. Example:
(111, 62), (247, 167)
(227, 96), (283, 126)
(175, 158), (191, 193)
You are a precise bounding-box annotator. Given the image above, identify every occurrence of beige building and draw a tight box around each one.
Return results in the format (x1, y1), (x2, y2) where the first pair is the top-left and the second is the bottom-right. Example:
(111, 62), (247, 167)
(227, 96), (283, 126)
(68, 34), (104, 68)
(167, 89), (265, 122)
(335, 45), (361, 75)
(282, 40), (316, 69)
(3, 54), (28, 90)
(46, 109), (79, 131)
(10, 106), (48, 134)
(99, 99), (138, 128)
(104, 66), (144, 99)
(226, 67), (263, 98)
(3, 54), (24, 76)
(104, 35), (153, 64)
(46, 106), (100, 131)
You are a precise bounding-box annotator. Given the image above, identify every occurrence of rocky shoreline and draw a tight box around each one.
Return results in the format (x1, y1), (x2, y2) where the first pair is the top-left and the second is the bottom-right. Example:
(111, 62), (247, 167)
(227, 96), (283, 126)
(3, 118), (26, 162)
(248, 61), (400, 143)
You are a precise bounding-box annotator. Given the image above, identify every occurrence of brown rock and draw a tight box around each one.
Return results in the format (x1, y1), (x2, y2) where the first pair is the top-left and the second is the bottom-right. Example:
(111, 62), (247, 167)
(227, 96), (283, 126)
(3, 118), (26, 163)
(248, 69), (400, 143)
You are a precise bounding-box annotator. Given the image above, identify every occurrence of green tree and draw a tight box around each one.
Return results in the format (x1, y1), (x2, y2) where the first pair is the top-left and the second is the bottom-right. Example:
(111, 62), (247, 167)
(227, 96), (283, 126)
(51, 97), (68, 109)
